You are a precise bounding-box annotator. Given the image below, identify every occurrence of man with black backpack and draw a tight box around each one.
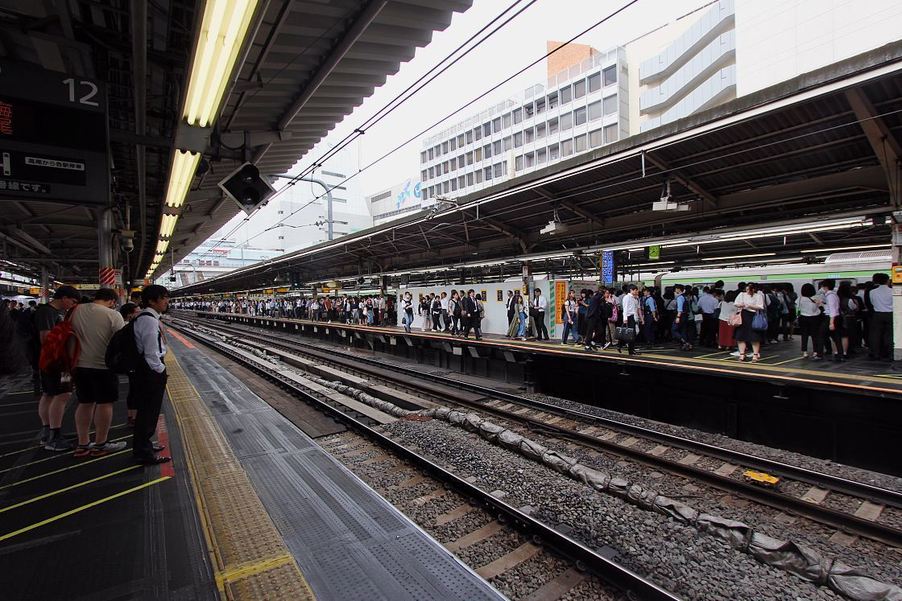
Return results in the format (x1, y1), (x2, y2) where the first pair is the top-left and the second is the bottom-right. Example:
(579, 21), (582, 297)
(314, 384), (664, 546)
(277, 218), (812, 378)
(132, 285), (171, 465)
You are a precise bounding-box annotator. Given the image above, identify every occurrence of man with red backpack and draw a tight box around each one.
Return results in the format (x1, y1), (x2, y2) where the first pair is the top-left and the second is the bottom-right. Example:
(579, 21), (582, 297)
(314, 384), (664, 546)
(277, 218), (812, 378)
(34, 286), (80, 451)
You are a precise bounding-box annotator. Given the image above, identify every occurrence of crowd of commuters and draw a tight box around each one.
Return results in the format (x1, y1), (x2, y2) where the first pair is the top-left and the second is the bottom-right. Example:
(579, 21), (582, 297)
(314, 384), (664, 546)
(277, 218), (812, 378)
(0, 285), (173, 464)
(165, 272), (896, 363)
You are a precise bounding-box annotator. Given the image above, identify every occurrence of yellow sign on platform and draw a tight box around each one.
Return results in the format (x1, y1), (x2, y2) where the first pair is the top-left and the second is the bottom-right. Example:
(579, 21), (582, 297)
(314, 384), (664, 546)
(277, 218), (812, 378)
(893, 264), (902, 284)
(28, 287), (42, 295)
(276, 287), (289, 293)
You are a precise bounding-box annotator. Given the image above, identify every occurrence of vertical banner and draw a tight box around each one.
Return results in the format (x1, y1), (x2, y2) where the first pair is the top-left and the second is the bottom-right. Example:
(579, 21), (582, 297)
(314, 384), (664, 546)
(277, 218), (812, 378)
(551, 279), (568, 337)
(601, 250), (615, 285)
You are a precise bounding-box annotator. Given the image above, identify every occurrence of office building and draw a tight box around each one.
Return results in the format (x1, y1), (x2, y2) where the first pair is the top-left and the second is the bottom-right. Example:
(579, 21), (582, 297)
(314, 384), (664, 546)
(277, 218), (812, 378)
(366, 178), (428, 226)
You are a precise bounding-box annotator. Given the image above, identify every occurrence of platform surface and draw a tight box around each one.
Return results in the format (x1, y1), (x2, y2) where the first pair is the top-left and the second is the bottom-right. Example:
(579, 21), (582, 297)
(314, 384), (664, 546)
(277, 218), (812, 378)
(166, 330), (505, 601)
(192, 311), (902, 396)
(0, 372), (215, 601)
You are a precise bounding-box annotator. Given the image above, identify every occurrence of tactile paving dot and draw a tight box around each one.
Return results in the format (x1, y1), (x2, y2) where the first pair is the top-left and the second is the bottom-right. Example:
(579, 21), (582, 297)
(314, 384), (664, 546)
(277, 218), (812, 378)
(227, 563), (314, 601)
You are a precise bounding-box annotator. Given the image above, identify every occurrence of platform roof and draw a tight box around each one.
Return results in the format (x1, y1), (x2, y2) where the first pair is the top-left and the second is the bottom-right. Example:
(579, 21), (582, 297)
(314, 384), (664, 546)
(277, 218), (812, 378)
(175, 41), (902, 295)
(0, 0), (471, 286)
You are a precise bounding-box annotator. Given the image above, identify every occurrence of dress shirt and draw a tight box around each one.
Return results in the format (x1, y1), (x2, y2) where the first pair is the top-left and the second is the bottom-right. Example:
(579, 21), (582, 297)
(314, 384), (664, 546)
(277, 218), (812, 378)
(533, 295), (547, 311)
(440, 297), (449, 311)
(622, 293), (641, 320)
(697, 293), (719, 314)
(823, 290), (840, 318)
(134, 307), (166, 373)
(798, 297), (821, 317)
(870, 285), (893, 312)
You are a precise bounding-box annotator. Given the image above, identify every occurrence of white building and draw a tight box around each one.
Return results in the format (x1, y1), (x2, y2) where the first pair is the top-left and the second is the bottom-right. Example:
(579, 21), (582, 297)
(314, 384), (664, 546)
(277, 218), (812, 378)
(418, 46), (630, 201)
(156, 240), (282, 288)
(366, 178), (427, 226)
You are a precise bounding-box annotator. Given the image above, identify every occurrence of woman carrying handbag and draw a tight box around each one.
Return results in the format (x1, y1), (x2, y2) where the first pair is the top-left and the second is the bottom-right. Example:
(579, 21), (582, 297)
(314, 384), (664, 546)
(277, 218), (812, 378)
(734, 283), (767, 362)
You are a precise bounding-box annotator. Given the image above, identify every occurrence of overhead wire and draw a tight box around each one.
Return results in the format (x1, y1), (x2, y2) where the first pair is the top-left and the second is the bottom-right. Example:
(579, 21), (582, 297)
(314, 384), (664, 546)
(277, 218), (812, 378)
(186, 0), (539, 266)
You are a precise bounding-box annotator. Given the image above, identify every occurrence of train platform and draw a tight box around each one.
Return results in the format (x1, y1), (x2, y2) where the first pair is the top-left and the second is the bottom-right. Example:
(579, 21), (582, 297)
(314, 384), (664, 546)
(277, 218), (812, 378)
(186, 311), (902, 477)
(0, 339), (507, 600)
(190, 311), (902, 397)
(0, 372), (215, 601)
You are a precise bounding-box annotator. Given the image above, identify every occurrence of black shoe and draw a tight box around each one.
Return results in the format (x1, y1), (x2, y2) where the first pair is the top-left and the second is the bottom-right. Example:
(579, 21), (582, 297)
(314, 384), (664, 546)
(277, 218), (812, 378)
(136, 455), (171, 465)
(616, 345), (623, 354)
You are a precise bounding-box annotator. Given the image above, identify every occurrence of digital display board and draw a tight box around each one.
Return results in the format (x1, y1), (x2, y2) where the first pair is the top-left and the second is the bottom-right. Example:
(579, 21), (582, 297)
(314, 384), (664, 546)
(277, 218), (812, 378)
(601, 250), (615, 285)
(0, 60), (109, 204)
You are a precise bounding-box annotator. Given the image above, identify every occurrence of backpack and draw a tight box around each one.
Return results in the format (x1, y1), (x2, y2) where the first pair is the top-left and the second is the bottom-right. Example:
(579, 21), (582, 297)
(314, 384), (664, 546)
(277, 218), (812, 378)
(105, 312), (154, 374)
(38, 307), (79, 373)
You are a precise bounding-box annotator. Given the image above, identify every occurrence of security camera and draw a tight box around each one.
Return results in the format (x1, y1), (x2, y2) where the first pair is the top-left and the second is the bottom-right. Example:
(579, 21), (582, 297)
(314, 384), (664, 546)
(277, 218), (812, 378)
(119, 229), (136, 253)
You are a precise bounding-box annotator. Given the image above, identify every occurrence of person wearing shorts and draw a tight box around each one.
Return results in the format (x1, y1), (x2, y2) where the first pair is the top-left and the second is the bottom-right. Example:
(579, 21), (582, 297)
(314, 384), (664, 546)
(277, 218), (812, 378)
(70, 288), (126, 458)
(35, 286), (80, 451)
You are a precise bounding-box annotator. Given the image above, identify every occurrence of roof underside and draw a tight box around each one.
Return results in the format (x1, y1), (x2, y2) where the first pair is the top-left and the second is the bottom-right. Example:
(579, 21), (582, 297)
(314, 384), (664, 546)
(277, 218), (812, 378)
(177, 41), (902, 295)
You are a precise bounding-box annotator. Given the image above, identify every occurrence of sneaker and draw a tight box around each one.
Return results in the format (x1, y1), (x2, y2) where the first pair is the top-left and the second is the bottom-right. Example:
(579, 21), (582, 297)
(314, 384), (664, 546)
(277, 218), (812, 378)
(44, 438), (73, 452)
(602, 342), (611, 350)
(729, 350), (741, 357)
(91, 440), (127, 456)
(39, 427), (50, 445)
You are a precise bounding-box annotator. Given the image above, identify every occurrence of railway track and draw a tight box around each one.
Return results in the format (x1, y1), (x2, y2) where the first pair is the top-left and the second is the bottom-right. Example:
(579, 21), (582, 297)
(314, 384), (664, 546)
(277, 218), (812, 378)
(174, 314), (902, 549)
(169, 319), (680, 601)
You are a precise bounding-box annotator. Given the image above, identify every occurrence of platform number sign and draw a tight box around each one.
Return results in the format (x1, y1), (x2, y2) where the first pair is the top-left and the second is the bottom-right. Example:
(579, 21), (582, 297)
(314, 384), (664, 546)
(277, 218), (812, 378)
(62, 78), (100, 107)
(601, 250), (615, 285)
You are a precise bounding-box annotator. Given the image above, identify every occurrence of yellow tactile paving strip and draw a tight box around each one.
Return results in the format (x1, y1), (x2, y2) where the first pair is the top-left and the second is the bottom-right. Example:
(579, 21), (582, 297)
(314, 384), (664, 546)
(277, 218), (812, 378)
(165, 350), (315, 601)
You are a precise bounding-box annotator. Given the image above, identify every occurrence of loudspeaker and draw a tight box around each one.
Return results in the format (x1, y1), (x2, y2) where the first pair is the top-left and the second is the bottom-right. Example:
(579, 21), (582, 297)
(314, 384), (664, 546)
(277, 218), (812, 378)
(218, 162), (276, 215)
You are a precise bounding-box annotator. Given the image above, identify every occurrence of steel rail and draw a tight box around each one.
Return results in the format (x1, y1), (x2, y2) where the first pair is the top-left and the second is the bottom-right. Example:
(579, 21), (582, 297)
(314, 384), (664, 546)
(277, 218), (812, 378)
(177, 315), (902, 547)
(171, 321), (683, 601)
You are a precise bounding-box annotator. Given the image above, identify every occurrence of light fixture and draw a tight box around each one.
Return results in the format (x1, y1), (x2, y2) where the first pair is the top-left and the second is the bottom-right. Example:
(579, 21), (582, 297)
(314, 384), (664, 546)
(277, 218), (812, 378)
(700, 253), (776, 261)
(184, 0), (259, 127)
(800, 244), (890, 253)
(160, 214), (179, 239)
(165, 151), (200, 209)
(156, 240), (169, 255)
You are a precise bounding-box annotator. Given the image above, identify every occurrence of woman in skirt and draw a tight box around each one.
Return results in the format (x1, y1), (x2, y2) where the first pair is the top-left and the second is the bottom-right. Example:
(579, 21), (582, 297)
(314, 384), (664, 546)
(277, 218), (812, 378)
(718, 289), (738, 350)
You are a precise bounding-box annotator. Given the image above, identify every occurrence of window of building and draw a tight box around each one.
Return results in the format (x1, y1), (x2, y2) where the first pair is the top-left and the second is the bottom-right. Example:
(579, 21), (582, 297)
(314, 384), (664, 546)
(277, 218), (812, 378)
(474, 126), (482, 141)
(450, 157), (456, 171)
(536, 122), (546, 139)
(467, 172), (474, 186)
(574, 107), (587, 126)
(574, 78), (586, 99)
(560, 85), (572, 104)
(483, 122), (491, 137)
(451, 179), (457, 191)
(457, 175), (465, 188)
(589, 128), (603, 148)
(588, 71), (601, 93)
(549, 144), (560, 161)
(503, 112), (511, 129)
(604, 123), (618, 143)
(428, 166), (435, 178)
(458, 153), (465, 167)
(429, 185), (436, 197)
(562, 138), (574, 157)
(512, 108), (522, 124)
(475, 147), (482, 161)
(574, 134), (587, 153)
(428, 148), (434, 160)
(442, 161), (449, 174)
(514, 131), (523, 147)
(603, 94), (617, 116)
(537, 148), (547, 164)
(588, 100), (601, 121)
(421, 169), (428, 180)
(442, 141), (449, 154)
(524, 127), (534, 143)
(457, 133), (465, 147)
(603, 65), (617, 86)
(493, 140), (501, 155)
(466, 151), (474, 165)
(484, 143), (492, 159)
(502, 136), (512, 151)
(493, 162), (504, 178)
(449, 137), (457, 151)
(466, 130), (473, 144)
(547, 91), (558, 109)
(515, 155), (524, 171)
(548, 117), (559, 135)
(422, 188), (429, 200)
(476, 170), (483, 184)
(484, 166), (493, 180)
(535, 98), (545, 114)
(420, 151), (427, 163)
(525, 152), (534, 167)
(434, 144), (441, 157)
(443, 181), (450, 193)
(560, 111), (573, 130)
(492, 117), (502, 133)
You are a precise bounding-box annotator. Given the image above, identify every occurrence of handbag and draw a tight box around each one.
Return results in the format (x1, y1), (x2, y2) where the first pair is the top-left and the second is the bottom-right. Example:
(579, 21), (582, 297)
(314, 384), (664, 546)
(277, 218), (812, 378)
(615, 326), (636, 342)
(728, 312), (742, 327)
(751, 310), (768, 332)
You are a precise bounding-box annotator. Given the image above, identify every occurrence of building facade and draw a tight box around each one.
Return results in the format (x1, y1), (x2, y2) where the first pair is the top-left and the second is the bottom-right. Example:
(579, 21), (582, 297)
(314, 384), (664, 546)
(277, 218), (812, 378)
(156, 240), (283, 287)
(418, 45), (629, 201)
(366, 178), (427, 226)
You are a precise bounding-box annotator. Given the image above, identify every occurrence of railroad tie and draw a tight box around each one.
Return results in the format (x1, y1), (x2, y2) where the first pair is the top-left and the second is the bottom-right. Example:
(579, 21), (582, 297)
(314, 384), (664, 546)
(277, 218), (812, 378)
(444, 522), (505, 552)
(522, 567), (587, 601)
(435, 503), (477, 526)
(476, 543), (542, 580)
(800, 487), (830, 504)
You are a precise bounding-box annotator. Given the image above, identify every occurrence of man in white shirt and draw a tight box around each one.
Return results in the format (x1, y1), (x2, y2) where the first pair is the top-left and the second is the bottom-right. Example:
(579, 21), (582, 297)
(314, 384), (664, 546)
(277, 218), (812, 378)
(71, 288), (127, 458)
(440, 292), (450, 332)
(618, 285), (643, 355)
(532, 289), (549, 341)
(133, 285), (171, 465)
(867, 273), (893, 360)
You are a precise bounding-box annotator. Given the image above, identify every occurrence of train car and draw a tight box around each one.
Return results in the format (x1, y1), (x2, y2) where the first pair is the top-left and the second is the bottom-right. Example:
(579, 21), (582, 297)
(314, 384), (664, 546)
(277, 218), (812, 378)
(654, 251), (890, 293)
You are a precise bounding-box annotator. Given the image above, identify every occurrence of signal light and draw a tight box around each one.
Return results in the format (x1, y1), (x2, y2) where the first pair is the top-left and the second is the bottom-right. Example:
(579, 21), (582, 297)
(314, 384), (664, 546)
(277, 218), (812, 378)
(219, 162), (275, 215)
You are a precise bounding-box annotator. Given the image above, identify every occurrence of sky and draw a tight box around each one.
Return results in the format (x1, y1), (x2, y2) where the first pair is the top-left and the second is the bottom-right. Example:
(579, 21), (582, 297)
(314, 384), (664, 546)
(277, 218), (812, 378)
(206, 0), (714, 245)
